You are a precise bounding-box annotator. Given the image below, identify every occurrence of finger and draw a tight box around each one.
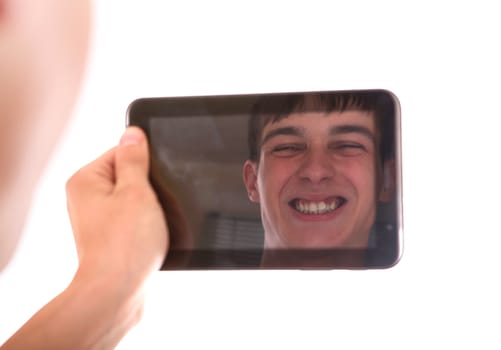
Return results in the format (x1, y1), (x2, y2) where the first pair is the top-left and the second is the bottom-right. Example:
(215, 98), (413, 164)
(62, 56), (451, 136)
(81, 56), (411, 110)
(66, 147), (117, 199)
(115, 126), (150, 188)
(66, 147), (117, 232)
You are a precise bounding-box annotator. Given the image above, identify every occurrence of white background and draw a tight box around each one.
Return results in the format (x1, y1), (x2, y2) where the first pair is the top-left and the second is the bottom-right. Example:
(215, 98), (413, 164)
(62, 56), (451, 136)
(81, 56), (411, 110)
(1, 1), (500, 349)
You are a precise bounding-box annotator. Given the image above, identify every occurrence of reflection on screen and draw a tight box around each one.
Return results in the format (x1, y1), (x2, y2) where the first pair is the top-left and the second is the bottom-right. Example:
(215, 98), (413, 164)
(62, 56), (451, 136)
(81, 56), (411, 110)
(136, 91), (400, 269)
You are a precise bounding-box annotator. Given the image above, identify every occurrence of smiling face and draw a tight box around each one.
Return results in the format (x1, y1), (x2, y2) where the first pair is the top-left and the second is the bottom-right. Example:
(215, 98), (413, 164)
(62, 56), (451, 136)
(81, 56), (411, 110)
(243, 110), (379, 249)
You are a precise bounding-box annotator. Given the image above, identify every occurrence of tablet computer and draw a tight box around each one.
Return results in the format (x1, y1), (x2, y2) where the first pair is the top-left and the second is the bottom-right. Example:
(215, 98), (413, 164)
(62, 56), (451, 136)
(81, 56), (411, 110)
(126, 90), (402, 270)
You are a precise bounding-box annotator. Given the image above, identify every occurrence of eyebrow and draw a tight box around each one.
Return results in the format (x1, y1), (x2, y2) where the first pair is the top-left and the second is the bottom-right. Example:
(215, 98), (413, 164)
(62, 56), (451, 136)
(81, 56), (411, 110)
(261, 124), (376, 146)
(329, 125), (376, 144)
(261, 126), (304, 146)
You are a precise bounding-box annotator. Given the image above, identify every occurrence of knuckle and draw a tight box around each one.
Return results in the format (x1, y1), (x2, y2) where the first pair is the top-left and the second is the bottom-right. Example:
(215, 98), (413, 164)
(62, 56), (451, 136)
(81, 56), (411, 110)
(65, 167), (91, 196)
(66, 170), (83, 194)
(119, 183), (154, 204)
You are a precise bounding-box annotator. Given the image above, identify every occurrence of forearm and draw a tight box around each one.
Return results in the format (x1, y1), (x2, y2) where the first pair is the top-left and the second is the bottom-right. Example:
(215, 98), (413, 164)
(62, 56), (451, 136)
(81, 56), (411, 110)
(1, 270), (144, 350)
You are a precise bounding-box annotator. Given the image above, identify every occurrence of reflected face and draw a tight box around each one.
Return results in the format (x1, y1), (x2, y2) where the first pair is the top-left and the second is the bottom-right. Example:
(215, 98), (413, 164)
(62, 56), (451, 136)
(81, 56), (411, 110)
(244, 110), (378, 249)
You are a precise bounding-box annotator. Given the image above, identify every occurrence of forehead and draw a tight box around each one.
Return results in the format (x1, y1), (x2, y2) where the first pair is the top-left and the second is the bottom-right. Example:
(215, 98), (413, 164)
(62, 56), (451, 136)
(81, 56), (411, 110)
(261, 110), (376, 136)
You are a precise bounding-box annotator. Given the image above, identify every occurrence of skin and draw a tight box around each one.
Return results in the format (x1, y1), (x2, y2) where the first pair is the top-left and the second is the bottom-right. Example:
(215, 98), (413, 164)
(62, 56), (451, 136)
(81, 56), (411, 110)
(0, 0), (92, 269)
(243, 110), (383, 249)
(1, 0), (168, 348)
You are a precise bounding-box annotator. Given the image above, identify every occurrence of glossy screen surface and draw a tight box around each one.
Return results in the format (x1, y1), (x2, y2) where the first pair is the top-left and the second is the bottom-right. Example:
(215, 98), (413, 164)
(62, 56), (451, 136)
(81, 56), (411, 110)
(127, 90), (402, 269)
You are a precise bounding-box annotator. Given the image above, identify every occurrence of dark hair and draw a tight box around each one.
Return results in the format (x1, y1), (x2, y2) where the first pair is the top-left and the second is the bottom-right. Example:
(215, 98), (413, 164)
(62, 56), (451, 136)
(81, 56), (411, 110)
(248, 91), (395, 164)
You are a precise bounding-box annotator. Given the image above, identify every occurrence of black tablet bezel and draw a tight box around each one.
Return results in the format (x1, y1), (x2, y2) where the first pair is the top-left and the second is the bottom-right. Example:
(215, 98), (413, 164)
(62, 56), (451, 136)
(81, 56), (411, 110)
(126, 89), (403, 270)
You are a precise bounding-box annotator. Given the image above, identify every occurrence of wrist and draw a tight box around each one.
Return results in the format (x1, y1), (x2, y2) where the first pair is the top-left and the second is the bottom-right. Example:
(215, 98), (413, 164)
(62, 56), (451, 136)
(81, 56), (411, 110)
(73, 253), (154, 297)
(62, 269), (145, 348)
(1, 266), (145, 350)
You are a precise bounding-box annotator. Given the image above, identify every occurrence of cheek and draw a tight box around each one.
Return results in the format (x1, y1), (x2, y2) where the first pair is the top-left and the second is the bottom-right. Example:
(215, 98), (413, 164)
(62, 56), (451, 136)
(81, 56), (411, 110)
(258, 159), (294, 192)
(0, 0), (91, 189)
(341, 157), (377, 199)
(11, 0), (91, 92)
(256, 158), (295, 210)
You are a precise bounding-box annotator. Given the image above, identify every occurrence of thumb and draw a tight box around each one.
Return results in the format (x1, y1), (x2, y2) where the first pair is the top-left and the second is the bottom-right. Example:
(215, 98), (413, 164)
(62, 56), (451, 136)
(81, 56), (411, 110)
(115, 126), (150, 187)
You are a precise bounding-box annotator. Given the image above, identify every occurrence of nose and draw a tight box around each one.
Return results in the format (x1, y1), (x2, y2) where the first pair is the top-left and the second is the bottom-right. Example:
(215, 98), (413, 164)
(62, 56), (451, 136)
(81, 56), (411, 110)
(297, 148), (335, 184)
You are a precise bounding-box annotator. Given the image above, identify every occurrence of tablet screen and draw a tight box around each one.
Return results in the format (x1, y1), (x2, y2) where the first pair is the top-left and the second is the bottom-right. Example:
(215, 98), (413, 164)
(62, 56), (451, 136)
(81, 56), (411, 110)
(127, 90), (402, 269)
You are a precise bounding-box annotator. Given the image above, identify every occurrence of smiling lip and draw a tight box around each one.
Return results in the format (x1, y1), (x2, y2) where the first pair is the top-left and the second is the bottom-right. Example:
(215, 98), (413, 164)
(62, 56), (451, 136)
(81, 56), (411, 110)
(289, 196), (347, 215)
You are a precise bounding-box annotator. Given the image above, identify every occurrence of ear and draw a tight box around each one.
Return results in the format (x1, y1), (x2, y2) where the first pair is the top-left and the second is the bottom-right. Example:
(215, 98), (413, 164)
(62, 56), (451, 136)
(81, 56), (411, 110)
(242, 160), (260, 203)
(379, 159), (396, 202)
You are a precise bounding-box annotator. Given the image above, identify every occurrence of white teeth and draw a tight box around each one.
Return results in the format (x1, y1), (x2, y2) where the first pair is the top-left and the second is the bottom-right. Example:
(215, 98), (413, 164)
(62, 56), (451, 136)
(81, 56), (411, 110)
(309, 202), (318, 213)
(295, 199), (339, 214)
(299, 202), (305, 212)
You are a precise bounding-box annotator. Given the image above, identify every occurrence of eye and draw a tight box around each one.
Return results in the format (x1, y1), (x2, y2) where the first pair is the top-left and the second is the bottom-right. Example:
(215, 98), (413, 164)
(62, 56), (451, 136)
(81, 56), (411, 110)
(330, 142), (367, 156)
(270, 143), (306, 157)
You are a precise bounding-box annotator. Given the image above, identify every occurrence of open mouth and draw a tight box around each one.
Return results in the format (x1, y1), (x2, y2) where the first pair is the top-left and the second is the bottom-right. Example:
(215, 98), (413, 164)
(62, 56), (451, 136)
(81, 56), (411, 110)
(289, 197), (347, 215)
